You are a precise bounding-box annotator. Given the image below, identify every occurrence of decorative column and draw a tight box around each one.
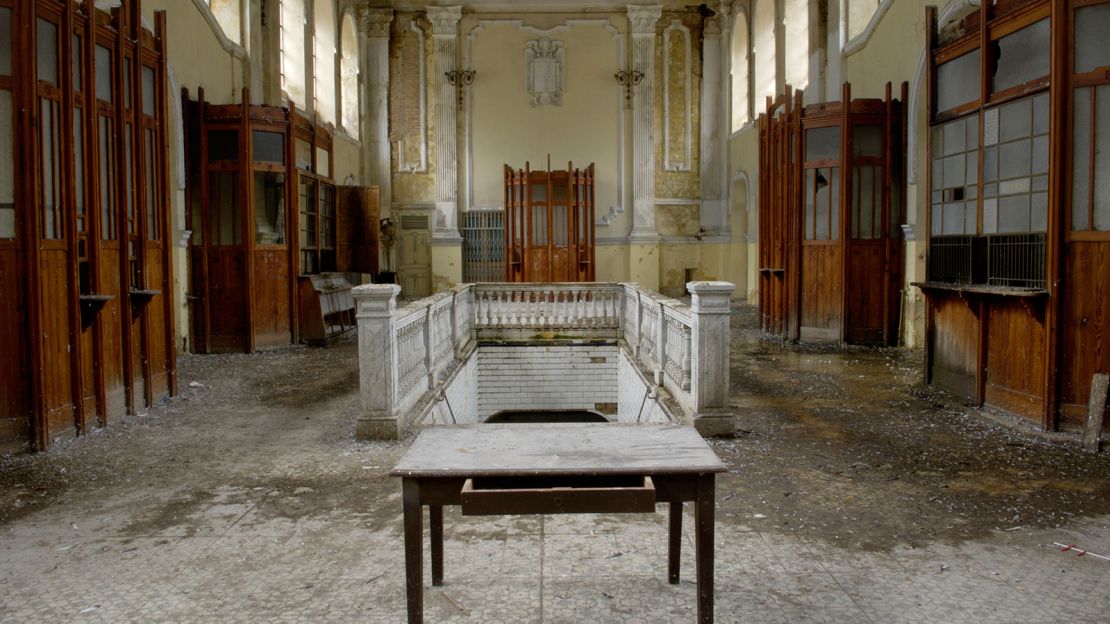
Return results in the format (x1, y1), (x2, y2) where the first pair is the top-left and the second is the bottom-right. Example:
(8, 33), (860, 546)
(359, 8), (393, 209)
(427, 5), (463, 242)
(699, 6), (725, 234)
(353, 284), (402, 440)
(688, 281), (735, 436)
(627, 4), (662, 240)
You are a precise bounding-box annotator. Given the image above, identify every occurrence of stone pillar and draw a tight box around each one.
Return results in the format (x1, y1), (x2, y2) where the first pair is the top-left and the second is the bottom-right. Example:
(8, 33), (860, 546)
(353, 284), (402, 440)
(359, 8), (393, 211)
(688, 281), (735, 436)
(427, 5), (463, 243)
(627, 4), (662, 240)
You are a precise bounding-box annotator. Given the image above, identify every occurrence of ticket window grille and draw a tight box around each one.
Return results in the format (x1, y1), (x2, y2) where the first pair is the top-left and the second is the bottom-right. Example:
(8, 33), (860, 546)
(927, 5), (1052, 291)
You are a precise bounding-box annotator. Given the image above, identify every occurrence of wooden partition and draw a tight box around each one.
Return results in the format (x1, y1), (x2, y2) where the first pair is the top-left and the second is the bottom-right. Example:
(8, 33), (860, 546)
(504, 162), (595, 283)
(184, 89), (379, 353)
(757, 83), (907, 346)
(921, 0), (1110, 431)
(0, 0), (175, 451)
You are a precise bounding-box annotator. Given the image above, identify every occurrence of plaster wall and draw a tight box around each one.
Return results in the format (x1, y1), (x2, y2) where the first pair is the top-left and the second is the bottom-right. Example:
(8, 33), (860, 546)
(466, 17), (623, 214)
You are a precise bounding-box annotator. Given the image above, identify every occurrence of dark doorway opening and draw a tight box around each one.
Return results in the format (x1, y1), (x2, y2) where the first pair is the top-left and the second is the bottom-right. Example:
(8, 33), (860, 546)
(485, 410), (609, 424)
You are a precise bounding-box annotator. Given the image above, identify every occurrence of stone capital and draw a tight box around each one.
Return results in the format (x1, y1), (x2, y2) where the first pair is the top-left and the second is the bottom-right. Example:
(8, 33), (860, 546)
(688, 281), (735, 314)
(426, 5), (463, 36)
(358, 8), (394, 39)
(703, 16), (722, 37)
(353, 284), (401, 318)
(627, 4), (662, 35)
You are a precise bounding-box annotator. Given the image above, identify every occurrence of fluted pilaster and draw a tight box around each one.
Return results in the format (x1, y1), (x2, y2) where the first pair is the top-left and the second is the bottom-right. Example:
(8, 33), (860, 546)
(699, 5), (725, 233)
(628, 4), (662, 240)
(428, 5), (463, 241)
(359, 7), (393, 209)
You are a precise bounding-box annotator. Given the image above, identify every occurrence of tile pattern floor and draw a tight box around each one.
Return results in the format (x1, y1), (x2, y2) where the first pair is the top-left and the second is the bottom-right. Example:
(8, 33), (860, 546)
(2, 486), (1108, 623)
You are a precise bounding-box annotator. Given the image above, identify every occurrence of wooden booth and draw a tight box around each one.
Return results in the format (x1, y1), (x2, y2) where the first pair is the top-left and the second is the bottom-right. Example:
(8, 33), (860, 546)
(0, 0), (176, 451)
(504, 162), (596, 282)
(921, 0), (1110, 431)
(183, 88), (379, 353)
(758, 83), (908, 346)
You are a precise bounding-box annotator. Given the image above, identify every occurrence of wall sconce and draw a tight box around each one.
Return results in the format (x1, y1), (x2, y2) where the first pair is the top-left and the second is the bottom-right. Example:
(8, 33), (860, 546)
(615, 69), (644, 108)
(445, 69), (477, 110)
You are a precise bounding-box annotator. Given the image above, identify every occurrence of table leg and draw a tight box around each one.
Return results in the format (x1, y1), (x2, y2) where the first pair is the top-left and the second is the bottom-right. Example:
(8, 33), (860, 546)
(402, 479), (423, 624)
(668, 502), (682, 584)
(430, 505), (444, 586)
(695, 474), (715, 624)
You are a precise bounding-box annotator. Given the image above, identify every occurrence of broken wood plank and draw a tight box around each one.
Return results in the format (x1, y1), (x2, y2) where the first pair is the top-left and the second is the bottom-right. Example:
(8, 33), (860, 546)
(1083, 373), (1109, 453)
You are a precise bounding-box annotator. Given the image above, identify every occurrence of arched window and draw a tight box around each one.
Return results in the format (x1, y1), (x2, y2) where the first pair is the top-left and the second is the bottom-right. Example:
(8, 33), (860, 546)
(207, 0), (241, 45)
(847, 0), (882, 41)
(340, 12), (359, 138)
(730, 11), (750, 131)
(280, 0), (306, 109)
(753, 0), (776, 116)
(784, 0), (808, 92)
(314, 0), (337, 125)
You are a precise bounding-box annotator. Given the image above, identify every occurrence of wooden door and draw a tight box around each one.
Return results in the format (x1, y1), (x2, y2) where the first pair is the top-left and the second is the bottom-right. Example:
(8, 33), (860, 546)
(800, 125), (843, 342)
(505, 162), (595, 283)
(204, 164), (249, 352)
(397, 212), (431, 298)
(336, 185), (381, 276)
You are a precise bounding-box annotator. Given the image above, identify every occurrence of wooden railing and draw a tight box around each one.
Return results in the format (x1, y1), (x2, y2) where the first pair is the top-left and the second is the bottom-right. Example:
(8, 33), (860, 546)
(353, 281), (735, 439)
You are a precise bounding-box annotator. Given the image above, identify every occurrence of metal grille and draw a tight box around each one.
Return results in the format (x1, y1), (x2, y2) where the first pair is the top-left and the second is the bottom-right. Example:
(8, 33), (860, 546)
(927, 235), (973, 285)
(462, 210), (505, 283)
(988, 233), (1046, 290)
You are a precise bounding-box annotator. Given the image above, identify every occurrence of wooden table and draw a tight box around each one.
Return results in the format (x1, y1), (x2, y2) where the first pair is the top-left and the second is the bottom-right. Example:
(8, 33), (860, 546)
(390, 423), (726, 623)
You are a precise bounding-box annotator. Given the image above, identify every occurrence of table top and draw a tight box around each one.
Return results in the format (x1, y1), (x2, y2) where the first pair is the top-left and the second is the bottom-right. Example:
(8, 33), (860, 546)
(390, 423), (726, 478)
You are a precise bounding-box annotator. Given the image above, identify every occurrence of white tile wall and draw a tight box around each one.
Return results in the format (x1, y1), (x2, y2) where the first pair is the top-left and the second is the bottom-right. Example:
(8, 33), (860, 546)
(617, 347), (670, 423)
(475, 344), (619, 420)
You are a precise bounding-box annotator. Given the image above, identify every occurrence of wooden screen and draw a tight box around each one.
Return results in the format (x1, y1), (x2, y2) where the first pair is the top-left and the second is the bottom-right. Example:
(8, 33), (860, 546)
(186, 88), (298, 352)
(758, 83), (907, 346)
(504, 162), (595, 283)
(185, 88), (379, 353)
(0, 0), (174, 451)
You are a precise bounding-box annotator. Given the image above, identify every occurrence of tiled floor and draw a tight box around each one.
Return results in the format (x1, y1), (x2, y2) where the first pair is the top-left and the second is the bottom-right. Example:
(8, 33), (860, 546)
(2, 485), (1109, 623)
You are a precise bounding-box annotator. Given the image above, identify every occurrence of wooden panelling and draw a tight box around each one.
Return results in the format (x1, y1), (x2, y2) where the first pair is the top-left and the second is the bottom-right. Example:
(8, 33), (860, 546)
(800, 244), (842, 341)
(984, 300), (1046, 421)
(1060, 240), (1110, 428)
(251, 249), (291, 348)
(144, 244), (169, 399)
(99, 245), (126, 419)
(930, 294), (979, 400)
(78, 322), (96, 421)
(206, 249), (248, 352)
(846, 242), (887, 344)
(39, 248), (74, 438)
(0, 247), (28, 447)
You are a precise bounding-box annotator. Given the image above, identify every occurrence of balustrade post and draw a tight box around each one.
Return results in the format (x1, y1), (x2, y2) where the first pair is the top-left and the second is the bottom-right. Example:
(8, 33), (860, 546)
(689, 281), (736, 437)
(655, 301), (666, 386)
(639, 288), (648, 355)
(425, 305), (435, 389)
(450, 291), (459, 361)
(353, 284), (402, 440)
